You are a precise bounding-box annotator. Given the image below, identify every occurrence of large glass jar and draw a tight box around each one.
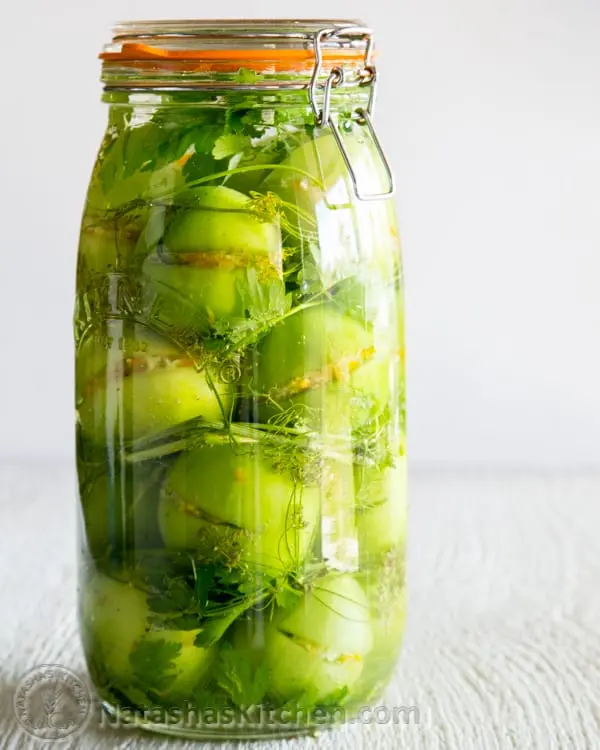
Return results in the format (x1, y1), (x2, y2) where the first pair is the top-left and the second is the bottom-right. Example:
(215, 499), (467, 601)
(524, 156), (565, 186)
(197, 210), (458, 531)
(75, 19), (406, 740)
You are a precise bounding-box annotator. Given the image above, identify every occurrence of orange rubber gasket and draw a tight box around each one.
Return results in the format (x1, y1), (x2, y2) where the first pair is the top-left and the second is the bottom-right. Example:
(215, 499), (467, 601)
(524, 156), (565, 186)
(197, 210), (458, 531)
(100, 43), (370, 73)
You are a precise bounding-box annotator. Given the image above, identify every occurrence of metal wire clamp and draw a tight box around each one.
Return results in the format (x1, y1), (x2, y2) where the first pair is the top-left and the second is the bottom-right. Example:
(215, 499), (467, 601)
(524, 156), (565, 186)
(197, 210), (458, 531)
(308, 26), (395, 202)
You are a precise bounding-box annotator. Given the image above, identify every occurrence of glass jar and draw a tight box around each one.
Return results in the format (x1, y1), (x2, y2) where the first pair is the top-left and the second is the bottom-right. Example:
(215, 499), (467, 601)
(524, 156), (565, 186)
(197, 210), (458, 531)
(75, 19), (406, 740)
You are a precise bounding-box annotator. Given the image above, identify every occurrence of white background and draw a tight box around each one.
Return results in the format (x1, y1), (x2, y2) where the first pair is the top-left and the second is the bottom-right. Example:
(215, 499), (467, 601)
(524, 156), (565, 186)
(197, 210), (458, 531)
(1, 0), (599, 468)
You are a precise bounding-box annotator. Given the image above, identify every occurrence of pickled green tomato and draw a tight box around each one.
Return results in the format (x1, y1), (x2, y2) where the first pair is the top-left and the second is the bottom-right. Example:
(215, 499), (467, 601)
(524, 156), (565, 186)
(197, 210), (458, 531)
(233, 574), (373, 702)
(158, 444), (319, 576)
(351, 464), (407, 694)
(81, 574), (213, 702)
(76, 324), (231, 444)
(80, 161), (186, 273)
(352, 461), (407, 691)
(248, 306), (390, 434)
(354, 583), (406, 699)
(168, 186), (277, 252)
(78, 212), (142, 275)
(81, 575), (149, 682)
(263, 132), (372, 213)
(263, 131), (400, 283)
(317, 460), (360, 571)
(80, 467), (163, 558)
(143, 186), (286, 332)
(355, 459), (407, 566)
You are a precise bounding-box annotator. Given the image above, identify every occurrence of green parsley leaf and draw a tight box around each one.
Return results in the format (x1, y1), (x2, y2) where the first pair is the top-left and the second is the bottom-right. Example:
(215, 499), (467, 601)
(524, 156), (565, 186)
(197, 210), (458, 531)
(147, 577), (195, 614)
(235, 68), (260, 84)
(216, 648), (270, 706)
(212, 134), (251, 160)
(193, 124), (224, 155)
(130, 638), (182, 692)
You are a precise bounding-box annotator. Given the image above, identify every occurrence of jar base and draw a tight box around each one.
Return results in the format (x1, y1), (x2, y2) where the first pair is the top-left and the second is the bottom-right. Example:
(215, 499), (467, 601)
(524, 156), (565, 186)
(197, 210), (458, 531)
(101, 699), (328, 741)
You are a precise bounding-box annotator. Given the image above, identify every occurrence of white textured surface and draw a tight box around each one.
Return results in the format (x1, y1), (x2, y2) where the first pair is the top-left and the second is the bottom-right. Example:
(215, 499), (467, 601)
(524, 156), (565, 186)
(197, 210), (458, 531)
(1, 462), (598, 749)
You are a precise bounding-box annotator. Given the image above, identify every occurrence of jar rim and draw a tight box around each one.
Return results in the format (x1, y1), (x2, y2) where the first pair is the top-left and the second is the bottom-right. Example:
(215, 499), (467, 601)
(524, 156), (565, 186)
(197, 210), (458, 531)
(110, 18), (364, 35)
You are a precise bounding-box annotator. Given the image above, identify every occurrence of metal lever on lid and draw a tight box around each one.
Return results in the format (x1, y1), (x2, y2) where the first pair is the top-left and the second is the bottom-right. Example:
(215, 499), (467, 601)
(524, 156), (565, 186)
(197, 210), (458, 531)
(309, 26), (395, 202)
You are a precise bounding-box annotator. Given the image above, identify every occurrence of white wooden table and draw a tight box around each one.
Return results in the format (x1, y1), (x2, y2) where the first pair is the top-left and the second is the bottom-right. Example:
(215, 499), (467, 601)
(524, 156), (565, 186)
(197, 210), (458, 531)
(1, 462), (597, 749)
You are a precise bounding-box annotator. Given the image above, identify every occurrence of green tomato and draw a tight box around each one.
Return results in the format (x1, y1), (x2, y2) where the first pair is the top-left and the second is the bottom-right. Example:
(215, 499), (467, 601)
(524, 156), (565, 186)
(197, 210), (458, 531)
(263, 128), (392, 214)
(81, 574), (150, 683)
(81, 574), (212, 703)
(143, 185), (286, 332)
(80, 159), (186, 272)
(315, 460), (360, 571)
(353, 580), (405, 700)
(247, 306), (390, 435)
(158, 444), (319, 577)
(263, 574), (373, 701)
(166, 186), (278, 252)
(264, 129), (403, 286)
(79, 464), (164, 559)
(373, 585), (406, 656)
(76, 322), (232, 444)
(355, 459), (407, 566)
(78, 211), (143, 274)
(262, 132), (361, 209)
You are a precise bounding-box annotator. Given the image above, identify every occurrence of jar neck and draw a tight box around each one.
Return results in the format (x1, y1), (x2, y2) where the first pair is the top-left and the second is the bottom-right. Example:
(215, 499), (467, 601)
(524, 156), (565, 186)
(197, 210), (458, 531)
(101, 86), (370, 113)
(101, 61), (371, 91)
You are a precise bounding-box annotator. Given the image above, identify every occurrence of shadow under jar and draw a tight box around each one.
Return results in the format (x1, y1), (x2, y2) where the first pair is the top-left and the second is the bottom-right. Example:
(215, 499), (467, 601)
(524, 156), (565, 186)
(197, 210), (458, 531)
(75, 18), (406, 740)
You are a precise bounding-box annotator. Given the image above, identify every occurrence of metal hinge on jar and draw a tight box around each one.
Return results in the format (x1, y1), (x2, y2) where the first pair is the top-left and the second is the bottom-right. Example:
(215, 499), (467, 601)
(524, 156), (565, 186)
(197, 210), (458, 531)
(308, 26), (395, 202)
